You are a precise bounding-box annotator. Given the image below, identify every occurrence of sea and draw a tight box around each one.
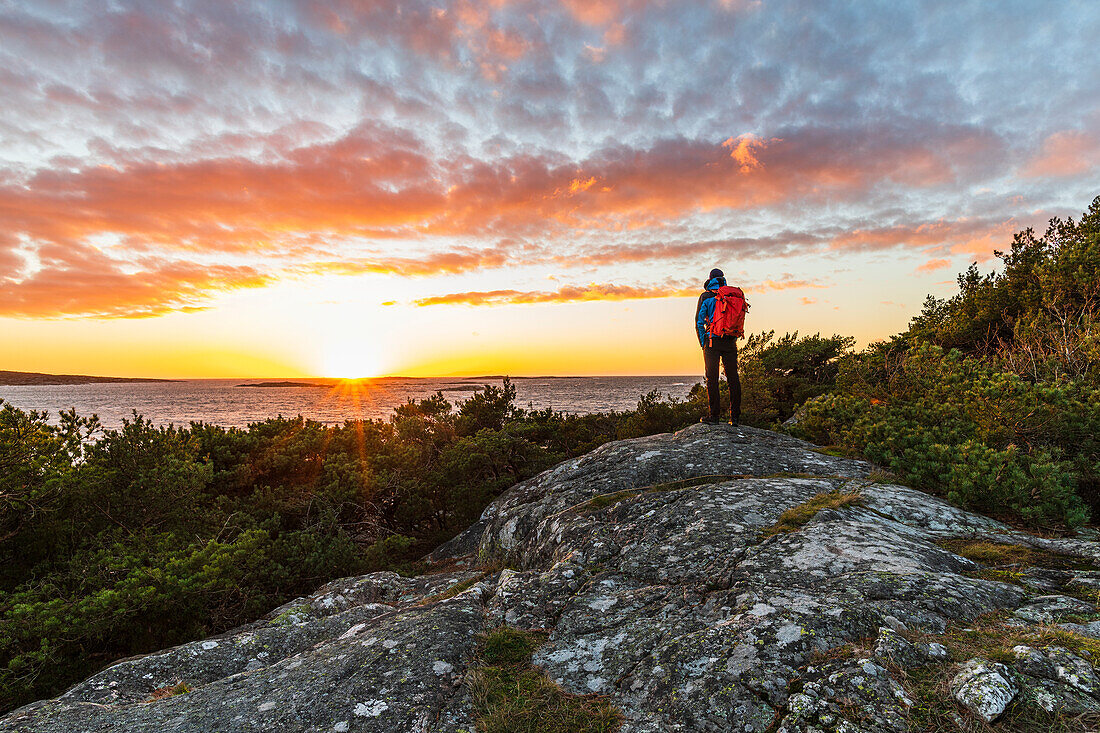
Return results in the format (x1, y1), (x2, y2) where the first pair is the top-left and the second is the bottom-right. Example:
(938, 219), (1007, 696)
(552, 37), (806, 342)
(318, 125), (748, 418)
(0, 376), (701, 430)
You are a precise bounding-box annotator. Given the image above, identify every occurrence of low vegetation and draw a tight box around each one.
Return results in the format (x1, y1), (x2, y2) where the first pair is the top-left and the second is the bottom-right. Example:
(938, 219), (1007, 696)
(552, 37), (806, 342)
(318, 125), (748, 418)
(468, 627), (621, 733)
(939, 538), (1100, 610)
(937, 539), (1092, 571)
(419, 574), (486, 605)
(145, 682), (192, 702)
(792, 196), (1100, 530)
(900, 663), (1090, 733)
(899, 613), (1100, 733)
(760, 489), (864, 538)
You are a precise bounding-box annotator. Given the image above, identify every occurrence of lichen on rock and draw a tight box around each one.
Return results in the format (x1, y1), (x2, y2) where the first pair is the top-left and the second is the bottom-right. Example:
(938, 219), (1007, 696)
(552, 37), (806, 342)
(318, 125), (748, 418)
(951, 658), (1018, 722)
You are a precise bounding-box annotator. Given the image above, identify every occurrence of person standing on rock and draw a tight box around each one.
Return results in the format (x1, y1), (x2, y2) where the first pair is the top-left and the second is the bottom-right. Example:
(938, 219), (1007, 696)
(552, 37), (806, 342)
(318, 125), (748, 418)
(695, 268), (747, 426)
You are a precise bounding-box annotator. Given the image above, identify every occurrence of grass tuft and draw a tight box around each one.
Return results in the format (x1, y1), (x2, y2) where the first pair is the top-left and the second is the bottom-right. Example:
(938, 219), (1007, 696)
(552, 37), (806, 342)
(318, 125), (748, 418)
(579, 489), (644, 514)
(419, 574), (487, 606)
(469, 627), (622, 733)
(761, 490), (863, 538)
(145, 682), (191, 702)
(936, 539), (1093, 570)
(481, 627), (546, 665)
(810, 445), (850, 457)
(573, 474), (745, 515)
(863, 469), (905, 485)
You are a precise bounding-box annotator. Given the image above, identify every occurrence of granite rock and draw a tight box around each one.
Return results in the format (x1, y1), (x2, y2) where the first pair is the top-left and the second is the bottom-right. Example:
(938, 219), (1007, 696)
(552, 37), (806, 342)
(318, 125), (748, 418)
(6, 423), (1100, 732)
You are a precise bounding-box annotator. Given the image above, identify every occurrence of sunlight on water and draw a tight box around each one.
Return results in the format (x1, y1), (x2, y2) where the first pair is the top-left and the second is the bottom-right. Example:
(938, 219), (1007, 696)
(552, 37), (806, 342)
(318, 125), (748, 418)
(0, 377), (699, 429)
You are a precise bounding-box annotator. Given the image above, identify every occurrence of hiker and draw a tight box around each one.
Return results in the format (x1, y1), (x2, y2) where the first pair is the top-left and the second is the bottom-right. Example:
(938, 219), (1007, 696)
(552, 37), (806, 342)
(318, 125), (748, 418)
(695, 268), (746, 426)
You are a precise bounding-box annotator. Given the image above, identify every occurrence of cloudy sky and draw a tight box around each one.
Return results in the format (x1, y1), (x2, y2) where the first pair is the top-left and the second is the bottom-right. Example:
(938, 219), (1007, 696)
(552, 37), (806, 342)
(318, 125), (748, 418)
(1, 0), (1098, 377)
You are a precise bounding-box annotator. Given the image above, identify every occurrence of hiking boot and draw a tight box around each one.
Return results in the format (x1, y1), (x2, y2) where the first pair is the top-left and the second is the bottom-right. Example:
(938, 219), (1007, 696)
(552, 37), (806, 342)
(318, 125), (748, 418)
(699, 416), (720, 424)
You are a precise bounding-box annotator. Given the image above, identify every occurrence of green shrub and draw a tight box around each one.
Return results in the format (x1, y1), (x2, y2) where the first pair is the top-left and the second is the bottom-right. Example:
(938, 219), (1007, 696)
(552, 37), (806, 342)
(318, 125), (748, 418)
(793, 344), (1094, 527)
(907, 195), (1100, 383)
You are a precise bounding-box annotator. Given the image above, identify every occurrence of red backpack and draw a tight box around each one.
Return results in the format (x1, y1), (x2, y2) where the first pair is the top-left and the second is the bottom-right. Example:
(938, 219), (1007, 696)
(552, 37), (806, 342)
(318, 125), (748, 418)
(707, 285), (747, 344)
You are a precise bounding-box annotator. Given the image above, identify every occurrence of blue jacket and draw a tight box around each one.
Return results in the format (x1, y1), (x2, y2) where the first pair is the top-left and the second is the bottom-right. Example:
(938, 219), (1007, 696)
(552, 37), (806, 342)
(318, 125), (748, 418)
(695, 276), (725, 347)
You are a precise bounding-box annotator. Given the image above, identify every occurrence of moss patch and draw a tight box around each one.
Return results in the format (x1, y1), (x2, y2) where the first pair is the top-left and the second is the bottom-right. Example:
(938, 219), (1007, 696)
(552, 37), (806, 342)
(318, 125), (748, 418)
(940, 540), (1099, 612)
(937, 539), (1093, 570)
(481, 627), (545, 665)
(906, 611), (1100, 669)
(761, 490), (863, 538)
(269, 604), (311, 626)
(469, 627), (622, 733)
(762, 472), (842, 481)
(967, 567), (1027, 588)
(574, 474), (745, 515)
(579, 489), (644, 514)
(145, 682), (191, 702)
(810, 445), (850, 457)
(1062, 581), (1100, 610)
(419, 574), (486, 606)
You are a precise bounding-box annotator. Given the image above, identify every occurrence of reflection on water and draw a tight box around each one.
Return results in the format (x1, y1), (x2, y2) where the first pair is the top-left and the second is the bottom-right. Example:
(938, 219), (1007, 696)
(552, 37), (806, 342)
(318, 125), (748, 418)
(0, 376), (700, 429)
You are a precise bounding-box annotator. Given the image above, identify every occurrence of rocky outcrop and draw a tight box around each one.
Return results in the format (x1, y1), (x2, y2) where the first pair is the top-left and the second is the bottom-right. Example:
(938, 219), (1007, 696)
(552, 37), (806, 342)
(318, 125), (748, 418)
(4, 423), (1100, 732)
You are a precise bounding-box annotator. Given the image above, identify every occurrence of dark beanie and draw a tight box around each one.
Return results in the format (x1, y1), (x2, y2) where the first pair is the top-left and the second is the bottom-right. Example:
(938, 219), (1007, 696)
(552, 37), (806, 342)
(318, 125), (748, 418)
(709, 268), (724, 280)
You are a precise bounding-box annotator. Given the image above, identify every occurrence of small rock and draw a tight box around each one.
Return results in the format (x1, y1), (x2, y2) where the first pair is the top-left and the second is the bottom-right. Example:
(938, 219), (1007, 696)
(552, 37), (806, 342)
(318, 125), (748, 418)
(1013, 645), (1099, 694)
(882, 615), (908, 633)
(1058, 620), (1100, 639)
(1013, 595), (1094, 623)
(1018, 568), (1071, 593)
(919, 641), (949, 661)
(353, 700), (389, 717)
(952, 658), (1018, 722)
(873, 627), (925, 669)
(785, 692), (816, 720)
(1070, 571), (1100, 589)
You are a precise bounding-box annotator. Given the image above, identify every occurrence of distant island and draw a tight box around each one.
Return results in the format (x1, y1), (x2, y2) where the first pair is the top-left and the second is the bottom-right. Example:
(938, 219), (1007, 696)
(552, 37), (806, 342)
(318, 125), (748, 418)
(0, 370), (176, 386)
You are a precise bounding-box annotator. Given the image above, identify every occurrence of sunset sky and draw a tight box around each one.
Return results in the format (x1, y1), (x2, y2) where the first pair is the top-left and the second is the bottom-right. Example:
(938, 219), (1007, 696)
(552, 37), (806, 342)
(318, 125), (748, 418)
(2, 1), (1099, 378)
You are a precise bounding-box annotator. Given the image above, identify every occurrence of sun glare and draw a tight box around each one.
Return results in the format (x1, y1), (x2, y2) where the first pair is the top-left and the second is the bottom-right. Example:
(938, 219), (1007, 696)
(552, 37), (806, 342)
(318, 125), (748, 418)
(321, 343), (384, 380)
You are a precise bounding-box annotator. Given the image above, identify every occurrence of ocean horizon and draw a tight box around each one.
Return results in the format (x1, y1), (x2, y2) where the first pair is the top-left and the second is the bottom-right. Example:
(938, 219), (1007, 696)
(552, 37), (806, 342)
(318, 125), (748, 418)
(0, 375), (701, 430)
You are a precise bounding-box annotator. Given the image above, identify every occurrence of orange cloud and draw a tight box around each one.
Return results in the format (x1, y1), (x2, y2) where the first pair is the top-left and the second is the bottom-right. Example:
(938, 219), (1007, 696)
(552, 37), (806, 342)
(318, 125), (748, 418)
(751, 276), (828, 292)
(412, 282), (696, 306)
(568, 175), (598, 193)
(602, 22), (627, 45)
(299, 243), (516, 277)
(560, 0), (630, 25)
(1021, 130), (1100, 178)
(0, 120), (1014, 317)
(915, 258), (951, 273)
(721, 133), (780, 173)
(827, 217), (1021, 260)
(0, 127), (987, 260)
(0, 248), (271, 318)
(583, 44), (607, 63)
(412, 274), (827, 307)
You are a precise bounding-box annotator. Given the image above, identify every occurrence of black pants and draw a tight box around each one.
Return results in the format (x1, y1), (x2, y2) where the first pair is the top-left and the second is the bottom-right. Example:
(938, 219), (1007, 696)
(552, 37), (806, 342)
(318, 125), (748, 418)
(703, 340), (741, 421)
